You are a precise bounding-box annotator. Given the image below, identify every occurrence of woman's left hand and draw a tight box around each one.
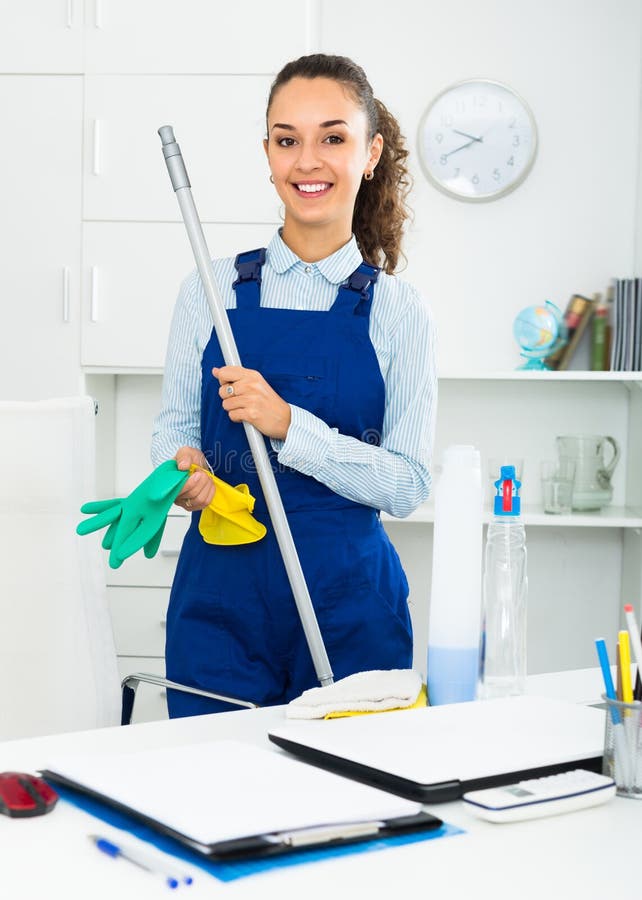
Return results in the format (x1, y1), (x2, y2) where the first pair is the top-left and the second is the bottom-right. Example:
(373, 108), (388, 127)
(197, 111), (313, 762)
(213, 365), (291, 440)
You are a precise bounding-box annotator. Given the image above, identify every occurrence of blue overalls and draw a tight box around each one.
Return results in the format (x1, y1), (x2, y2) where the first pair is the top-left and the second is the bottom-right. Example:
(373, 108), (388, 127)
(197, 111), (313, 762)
(165, 248), (413, 717)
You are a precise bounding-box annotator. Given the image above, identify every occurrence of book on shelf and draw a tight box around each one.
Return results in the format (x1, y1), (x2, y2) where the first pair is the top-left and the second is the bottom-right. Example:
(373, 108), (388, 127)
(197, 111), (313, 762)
(590, 292), (609, 371)
(546, 294), (596, 371)
(609, 277), (642, 371)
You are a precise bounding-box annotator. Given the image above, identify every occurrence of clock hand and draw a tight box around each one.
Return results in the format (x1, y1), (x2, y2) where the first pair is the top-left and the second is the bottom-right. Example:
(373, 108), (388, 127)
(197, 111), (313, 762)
(452, 128), (483, 143)
(444, 138), (477, 158)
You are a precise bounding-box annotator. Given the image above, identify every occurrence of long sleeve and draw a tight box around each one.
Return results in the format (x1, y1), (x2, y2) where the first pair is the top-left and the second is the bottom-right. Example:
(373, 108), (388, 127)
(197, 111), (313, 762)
(151, 275), (206, 466)
(271, 290), (437, 518)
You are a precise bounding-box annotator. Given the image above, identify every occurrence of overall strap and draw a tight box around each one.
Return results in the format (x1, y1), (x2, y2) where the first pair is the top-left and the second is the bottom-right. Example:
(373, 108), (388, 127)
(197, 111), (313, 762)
(334, 262), (381, 316)
(232, 247), (267, 310)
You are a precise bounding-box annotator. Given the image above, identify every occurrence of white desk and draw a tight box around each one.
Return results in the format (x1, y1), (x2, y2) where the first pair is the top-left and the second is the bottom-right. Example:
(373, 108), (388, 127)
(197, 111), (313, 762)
(0, 671), (638, 900)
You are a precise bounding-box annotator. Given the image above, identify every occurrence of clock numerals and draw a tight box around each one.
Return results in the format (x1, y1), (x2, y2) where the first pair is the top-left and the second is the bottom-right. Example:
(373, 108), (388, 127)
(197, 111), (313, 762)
(492, 168), (501, 182)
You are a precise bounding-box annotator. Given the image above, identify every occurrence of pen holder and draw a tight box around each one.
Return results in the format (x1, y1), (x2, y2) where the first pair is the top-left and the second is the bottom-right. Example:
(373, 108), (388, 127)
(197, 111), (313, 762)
(602, 694), (642, 799)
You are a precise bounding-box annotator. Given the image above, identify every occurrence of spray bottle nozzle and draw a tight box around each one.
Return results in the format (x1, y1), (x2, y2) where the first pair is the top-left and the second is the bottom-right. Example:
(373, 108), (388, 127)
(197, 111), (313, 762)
(493, 465), (522, 517)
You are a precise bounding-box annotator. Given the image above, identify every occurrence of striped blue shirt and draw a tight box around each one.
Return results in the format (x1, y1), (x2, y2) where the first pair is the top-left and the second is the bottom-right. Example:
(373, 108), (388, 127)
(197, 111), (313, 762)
(151, 230), (437, 518)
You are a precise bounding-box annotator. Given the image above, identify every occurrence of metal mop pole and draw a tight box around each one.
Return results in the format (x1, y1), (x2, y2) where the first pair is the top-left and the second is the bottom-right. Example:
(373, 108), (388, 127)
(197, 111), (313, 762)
(158, 126), (333, 687)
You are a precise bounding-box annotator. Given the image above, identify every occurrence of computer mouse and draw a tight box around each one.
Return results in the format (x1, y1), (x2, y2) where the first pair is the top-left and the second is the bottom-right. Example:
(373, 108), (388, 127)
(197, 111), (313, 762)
(0, 772), (58, 818)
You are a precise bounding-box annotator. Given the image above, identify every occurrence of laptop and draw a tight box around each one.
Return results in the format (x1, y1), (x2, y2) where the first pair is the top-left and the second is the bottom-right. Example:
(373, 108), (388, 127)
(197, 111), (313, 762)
(268, 695), (605, 803)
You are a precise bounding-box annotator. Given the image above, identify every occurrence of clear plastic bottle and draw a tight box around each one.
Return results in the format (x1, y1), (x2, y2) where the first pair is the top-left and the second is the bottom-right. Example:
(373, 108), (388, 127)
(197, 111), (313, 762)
(427, 445), (483, 705)
(478, 465), (528, 700)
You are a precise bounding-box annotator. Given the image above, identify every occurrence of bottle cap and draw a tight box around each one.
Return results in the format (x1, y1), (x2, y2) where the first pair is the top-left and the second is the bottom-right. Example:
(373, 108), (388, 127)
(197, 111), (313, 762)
(493, 464), (521, 516)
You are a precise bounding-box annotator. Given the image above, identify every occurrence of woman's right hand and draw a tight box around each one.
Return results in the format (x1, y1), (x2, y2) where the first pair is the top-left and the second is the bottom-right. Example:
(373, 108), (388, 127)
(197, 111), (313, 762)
(174, 446), (216, 512)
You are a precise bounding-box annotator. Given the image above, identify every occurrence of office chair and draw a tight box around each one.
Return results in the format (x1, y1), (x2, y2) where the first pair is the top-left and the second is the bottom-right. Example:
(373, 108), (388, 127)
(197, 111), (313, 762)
(0, 397), (121, 740)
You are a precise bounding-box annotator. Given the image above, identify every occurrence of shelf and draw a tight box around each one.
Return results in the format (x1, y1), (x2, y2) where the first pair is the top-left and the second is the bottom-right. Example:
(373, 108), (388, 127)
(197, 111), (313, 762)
(84, 366), (642, 384)
(438, 370), (642, 382)
(382, 504), (642, 528)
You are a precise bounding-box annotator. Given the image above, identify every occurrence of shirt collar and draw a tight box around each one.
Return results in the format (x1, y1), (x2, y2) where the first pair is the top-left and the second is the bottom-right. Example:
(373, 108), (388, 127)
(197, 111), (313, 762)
(266, 229), (363, 284)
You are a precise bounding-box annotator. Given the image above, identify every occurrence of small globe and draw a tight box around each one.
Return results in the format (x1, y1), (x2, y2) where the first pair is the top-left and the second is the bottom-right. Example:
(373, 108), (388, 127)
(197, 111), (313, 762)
(513, 301), (566, 370)
(514, 305), (559, 353)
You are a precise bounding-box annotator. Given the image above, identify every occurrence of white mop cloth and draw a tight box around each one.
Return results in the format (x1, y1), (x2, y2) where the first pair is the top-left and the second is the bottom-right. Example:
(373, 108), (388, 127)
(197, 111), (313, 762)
(286, 669), (423, 720)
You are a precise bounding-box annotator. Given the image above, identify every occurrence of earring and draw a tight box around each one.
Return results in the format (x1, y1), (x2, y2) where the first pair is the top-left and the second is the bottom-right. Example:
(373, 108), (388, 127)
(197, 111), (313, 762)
(364, 170), (374, 181)
(269, 174), (274, 184)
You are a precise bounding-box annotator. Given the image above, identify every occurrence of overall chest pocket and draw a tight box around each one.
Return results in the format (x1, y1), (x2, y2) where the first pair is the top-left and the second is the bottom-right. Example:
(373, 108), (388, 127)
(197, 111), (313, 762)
(244, 354), (336, 419)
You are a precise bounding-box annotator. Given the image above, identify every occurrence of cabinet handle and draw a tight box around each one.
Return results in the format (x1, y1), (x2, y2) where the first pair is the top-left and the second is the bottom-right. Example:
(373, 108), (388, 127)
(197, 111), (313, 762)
(62, 266), (71, 322)
(90, 266), (99, 322)
(92, 119), (101, 176)
(66, 0), (74, 28)
(160, 550), (179, 557)
(95, 0), (102, 28)
(304, 0), (322, 53)
(160, 619), (166, 629)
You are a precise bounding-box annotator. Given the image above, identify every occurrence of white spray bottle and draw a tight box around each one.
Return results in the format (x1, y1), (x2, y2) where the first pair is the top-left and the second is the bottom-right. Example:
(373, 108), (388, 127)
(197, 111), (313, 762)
(427, 445), (483, 705)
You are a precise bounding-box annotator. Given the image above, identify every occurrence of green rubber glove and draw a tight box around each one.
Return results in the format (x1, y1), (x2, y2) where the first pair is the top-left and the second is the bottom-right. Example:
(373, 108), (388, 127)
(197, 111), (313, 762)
(77, 460), (189, 569)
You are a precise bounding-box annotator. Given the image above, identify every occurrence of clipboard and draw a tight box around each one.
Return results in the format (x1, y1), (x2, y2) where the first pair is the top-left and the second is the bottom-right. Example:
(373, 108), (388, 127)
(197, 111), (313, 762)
(41, 740), (443, 860)
(268, 695), (605, 803)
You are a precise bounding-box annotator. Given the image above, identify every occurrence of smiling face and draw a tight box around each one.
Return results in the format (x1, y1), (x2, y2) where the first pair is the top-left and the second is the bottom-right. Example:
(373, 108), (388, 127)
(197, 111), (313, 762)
(264, 77), (382, 251)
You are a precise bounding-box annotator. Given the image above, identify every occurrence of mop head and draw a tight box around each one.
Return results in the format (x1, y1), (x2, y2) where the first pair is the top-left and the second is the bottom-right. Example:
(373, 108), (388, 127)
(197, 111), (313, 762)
(286, 669), (426, 720)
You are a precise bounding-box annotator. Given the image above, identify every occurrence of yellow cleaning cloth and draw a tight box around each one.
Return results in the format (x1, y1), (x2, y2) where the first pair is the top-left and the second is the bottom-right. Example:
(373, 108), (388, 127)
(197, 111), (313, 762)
(324, 684), (427, 719)
(189, 464), (267, 545)
(286, 669), (425, 720)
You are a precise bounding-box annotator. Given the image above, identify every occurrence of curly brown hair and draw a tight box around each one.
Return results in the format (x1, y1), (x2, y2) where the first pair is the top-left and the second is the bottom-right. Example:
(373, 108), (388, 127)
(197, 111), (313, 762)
(266, 54), (412, 274)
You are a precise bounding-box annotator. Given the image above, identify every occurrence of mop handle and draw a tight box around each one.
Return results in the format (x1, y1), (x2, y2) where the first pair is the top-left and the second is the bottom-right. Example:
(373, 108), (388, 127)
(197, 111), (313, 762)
(158, 126), (333, 688)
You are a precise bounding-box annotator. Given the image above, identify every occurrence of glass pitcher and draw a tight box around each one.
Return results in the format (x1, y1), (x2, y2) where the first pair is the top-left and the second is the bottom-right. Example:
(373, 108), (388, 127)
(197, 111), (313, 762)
(556, 435), (620, 510)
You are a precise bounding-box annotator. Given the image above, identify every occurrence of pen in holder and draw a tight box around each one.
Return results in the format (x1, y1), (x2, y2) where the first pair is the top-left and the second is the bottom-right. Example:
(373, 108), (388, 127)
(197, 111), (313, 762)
(602, 694), (642, 798)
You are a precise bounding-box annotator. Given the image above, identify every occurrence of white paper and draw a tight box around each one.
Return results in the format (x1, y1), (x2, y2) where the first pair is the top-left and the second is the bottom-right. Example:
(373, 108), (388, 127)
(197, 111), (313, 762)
(46, 740), (420, 847)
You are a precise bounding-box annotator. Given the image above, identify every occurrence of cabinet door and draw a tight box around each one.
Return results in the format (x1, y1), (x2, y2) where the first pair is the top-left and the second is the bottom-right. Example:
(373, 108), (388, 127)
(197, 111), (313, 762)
(84, 75), (277, 222)
(81, 222), (278, 368)
(108, 586), (168, 656)
(84, 0), (307, 73)
(0, 77), (82, 400)
(0, 0), (83, 72)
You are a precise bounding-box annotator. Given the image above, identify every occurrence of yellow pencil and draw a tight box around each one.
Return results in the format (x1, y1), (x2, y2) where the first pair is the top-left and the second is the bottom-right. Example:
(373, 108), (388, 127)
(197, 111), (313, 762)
(618, 630), (634, 703)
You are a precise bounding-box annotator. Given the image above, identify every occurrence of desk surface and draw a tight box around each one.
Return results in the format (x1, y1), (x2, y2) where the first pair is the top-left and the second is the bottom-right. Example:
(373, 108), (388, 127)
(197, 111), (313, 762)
(1, 670), (638, 900)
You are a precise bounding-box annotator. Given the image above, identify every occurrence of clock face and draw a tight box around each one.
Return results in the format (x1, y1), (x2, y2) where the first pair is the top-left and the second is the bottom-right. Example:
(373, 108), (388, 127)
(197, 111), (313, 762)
(417, 80), (537, 201)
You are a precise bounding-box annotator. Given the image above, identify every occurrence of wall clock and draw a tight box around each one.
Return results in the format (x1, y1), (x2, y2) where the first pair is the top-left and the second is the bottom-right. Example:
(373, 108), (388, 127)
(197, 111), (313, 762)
(417, 79), (538, 202)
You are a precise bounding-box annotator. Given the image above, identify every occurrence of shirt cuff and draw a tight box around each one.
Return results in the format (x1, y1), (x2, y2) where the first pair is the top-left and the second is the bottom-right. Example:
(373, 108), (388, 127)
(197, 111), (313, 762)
(270, 405), (335, 474)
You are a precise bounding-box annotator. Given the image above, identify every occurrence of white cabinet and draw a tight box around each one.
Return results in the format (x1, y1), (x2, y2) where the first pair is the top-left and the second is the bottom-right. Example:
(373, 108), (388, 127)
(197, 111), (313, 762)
(81, 222), (279, 369)
(108, 515), (190, 724)
(0, 0), (83, 72)
(83, 76), (277, 222)
(83, 0), (308, 73)
(0, 77), (82, 400)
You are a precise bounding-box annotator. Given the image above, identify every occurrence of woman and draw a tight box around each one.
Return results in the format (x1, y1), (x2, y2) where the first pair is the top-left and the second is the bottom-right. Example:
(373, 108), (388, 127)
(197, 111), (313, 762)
(152, 54), (437, 717)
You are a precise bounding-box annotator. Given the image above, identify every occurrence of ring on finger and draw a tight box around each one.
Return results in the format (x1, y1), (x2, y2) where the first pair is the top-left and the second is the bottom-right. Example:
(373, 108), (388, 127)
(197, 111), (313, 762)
(225, 384), (234, 397)
(185, 497), (192, 509)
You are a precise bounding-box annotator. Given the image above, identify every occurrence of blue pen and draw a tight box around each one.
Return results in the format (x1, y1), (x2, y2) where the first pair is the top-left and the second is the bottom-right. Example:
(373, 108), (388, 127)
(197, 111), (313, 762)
(595, 639), (632, 789)
(595, 639), (621, 724)
(90, 835), (193, 888)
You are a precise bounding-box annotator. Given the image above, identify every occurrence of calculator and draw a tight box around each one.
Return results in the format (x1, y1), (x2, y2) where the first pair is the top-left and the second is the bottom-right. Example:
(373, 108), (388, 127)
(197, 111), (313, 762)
(462, 769), (616, 822)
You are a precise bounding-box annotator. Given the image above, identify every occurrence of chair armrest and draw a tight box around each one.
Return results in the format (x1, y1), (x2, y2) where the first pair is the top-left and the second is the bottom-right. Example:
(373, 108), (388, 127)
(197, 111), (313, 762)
(121, 672), (259, 725)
